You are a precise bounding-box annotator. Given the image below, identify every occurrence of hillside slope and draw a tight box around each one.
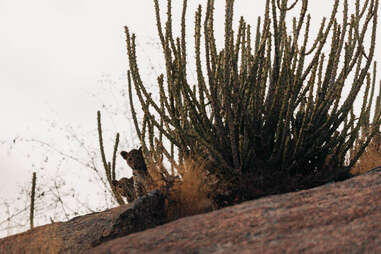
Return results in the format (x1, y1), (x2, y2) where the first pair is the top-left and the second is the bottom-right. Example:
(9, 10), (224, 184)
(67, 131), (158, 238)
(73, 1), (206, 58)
(90, 168), (381, 254)
(1, 168), (381, 253)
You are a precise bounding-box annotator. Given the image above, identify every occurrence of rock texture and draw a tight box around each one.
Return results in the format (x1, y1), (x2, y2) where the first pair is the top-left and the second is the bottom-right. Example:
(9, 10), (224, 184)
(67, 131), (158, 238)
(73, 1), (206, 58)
(0, 190), (165, 254)
(2, 169), (381, 254)
(89, 168), (381, 254)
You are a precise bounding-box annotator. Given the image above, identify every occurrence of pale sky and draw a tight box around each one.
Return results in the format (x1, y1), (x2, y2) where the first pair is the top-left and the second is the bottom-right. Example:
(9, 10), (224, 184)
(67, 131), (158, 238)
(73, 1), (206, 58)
(0, 0), (380, 236)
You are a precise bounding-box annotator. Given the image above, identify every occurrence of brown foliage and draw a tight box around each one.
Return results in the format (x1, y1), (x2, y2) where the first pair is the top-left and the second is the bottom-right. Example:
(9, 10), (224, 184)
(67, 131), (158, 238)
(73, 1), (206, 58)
(144, 158), (215, 221)
(351, 133), (381, 175)
(165, 159), (215, 220)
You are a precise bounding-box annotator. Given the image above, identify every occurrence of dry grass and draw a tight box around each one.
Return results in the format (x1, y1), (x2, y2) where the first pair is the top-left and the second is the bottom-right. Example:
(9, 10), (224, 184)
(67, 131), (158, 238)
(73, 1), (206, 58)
(350, 134), (381, 175)
(146, 158), (215, 221)
(166, 158), (215, 220)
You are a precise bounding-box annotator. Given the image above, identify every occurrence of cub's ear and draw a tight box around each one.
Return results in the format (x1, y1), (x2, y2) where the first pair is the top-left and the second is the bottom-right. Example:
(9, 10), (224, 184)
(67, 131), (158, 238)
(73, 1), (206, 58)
(138, 146), (142, 151)
(111, 180), (119, 186)
(120, 151), (128, 159)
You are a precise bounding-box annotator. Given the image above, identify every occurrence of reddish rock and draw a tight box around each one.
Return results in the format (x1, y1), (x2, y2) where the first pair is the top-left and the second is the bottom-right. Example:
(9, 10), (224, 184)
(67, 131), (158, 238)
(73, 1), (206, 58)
(0, 190), (165, 254)
(89, 169), (381, 253)
(2, 169), (381, 253)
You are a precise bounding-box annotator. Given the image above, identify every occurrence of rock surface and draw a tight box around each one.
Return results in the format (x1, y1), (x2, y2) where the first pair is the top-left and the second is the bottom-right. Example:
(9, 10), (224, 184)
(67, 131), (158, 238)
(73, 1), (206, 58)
(0, 190), (165, 254)
(2, 169), (381, 254)
(89, 168), (381, 254)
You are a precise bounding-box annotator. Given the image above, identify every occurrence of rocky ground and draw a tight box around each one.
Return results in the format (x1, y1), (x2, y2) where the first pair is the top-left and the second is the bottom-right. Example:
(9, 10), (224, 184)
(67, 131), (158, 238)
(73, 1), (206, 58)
(1, 168), (381, 253)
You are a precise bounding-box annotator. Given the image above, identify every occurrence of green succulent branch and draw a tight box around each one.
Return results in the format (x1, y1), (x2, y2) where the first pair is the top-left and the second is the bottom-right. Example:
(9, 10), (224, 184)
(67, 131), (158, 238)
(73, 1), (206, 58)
(125, 0), (380, 202)
(97, 111), (124, 205)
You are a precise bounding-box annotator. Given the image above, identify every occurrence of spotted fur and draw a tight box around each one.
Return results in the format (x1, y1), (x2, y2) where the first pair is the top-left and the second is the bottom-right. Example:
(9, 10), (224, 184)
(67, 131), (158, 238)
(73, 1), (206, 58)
(120, 147), (152, 199)
(112, 177), (135, 202)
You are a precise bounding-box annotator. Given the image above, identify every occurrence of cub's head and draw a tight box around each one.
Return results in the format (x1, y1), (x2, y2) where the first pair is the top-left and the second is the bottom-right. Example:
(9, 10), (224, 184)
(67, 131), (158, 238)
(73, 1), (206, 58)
(112, 177), (135, 202)
(120, 147), (147, 171)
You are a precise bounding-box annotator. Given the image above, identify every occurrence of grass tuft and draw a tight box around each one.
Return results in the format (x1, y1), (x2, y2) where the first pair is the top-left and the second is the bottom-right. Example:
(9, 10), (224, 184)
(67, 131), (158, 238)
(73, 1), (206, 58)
(351, 134), (381, 175)
(146, 158), (215, 220)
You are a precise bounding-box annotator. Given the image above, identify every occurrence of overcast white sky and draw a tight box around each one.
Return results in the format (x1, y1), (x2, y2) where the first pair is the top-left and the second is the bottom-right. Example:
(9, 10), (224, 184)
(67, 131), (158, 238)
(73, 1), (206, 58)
(0, 1), (264, 196)
(0, 0), (380, 235)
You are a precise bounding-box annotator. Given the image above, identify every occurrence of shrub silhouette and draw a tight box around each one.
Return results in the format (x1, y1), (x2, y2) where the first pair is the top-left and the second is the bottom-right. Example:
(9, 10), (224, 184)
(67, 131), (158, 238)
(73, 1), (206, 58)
(121, 0), (381, 206)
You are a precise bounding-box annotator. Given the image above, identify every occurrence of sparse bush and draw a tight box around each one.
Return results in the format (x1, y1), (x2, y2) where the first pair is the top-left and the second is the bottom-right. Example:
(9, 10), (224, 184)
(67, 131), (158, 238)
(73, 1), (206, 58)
(350, 127), (381, 175)
(125, 0), (380, 206)
(160, 158), (214, 220)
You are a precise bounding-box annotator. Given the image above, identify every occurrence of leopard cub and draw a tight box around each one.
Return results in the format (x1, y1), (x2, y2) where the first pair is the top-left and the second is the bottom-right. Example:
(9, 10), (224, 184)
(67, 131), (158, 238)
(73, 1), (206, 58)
(112, 177), (135, 203)
(120, 147), (152, 199)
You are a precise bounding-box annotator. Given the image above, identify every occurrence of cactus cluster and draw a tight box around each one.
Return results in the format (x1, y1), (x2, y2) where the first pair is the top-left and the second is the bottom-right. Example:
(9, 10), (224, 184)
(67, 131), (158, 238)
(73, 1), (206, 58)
(123, 0), (380, 203)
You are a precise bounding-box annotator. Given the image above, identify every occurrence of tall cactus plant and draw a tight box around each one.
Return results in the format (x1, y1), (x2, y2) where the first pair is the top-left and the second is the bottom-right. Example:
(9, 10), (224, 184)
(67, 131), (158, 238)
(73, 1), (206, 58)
(125, 0), (380, 202)
(97, 111), (125, 205)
